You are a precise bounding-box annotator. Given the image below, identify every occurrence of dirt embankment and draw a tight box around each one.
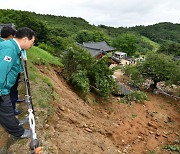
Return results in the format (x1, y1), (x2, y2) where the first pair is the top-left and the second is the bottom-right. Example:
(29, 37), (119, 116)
(3, 66), (180, 154)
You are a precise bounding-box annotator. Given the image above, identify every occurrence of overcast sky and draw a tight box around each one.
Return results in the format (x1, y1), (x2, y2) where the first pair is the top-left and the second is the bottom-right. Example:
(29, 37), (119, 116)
(0, 0), (180, 27)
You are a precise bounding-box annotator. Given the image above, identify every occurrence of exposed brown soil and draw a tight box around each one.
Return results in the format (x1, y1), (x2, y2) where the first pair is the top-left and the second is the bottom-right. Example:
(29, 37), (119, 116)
(3, 66), (180, 154)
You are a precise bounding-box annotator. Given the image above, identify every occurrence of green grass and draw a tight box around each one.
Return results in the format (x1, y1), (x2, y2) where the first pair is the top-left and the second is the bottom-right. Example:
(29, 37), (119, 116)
(22, 46), (62, 110)
(28, 64), (54, 109)
(141, 36), (160, 52)
(27, 46), (63, 66)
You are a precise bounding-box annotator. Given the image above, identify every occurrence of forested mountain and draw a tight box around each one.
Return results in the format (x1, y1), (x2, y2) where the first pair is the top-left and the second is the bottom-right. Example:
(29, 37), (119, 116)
(99, 22), (180, 43)
(130, 22), (180, 43)
(1, 9), (180, 44)
(31, 13), (99, 34)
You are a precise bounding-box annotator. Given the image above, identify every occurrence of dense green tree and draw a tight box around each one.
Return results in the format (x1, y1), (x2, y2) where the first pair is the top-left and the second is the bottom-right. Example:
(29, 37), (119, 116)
(62, 44), (94, 80)
(70, 70), (90, 97)
(158, 41), (180, 56)
(75, 30), (93, 43)
(131, 22), (180, 43)
(0, 9), (48, 43)
(112, 32), (139, 56)
(91, 30), (110, 44)
(123, 65), (145, 89)
(16, 12), (48, 43)
(88, 56), (116, 98)
(123, 53), (180, 91)
(62, 45), (116, 98)
(98, 24), (127, 37)
(75, 30), (110, 44)
(137, 53), (180, 90)
(48, 26), (70, 38)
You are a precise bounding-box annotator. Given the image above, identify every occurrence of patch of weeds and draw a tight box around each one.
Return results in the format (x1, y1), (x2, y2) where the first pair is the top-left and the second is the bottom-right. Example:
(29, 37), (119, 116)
(38, 110), (46, 117)
(42, 145), (49, 153)
(17, 139), (27, 145)
(28, 62), (39, 83)
(147, 150), (156, 154)
(118, 98), (127, 104)
(105, 106), (114, 113)
(39, 98), (49, 108)
(163, 145), (180, 152)
(42, 76), (54, 90)
(131, 113), (137, 119)
(51, 91), (60, 101)
(47, 106), (54, 116)
(121, 90), (149, 104)
(30, 74), (54, 109)
(93, 99), (102, 104)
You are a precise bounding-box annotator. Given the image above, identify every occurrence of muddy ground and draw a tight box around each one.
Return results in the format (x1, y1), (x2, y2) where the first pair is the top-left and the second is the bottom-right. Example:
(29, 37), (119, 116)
(1, 66), (180, 154)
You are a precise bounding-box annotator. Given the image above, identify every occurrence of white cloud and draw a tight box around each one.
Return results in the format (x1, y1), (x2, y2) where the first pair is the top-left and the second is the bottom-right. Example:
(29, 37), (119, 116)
(0, 0), (180, 27)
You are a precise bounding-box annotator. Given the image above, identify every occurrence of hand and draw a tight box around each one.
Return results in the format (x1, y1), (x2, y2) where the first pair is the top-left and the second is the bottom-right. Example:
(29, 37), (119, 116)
(34, 147), (43, 154)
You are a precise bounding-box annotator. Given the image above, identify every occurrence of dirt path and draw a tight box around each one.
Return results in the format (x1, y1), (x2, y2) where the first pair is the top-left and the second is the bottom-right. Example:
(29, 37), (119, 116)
(6, 66), (180, 154)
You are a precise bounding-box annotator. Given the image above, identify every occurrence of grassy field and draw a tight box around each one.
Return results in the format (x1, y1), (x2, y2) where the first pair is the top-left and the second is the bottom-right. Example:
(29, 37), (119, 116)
(22, 47), (62, 109)
(27, 46), (63, 66)
(141, 36), (160, 52)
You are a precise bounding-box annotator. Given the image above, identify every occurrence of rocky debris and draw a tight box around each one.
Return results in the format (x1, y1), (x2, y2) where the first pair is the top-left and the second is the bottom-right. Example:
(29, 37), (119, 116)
(147, 122), (158, 129)
(84, 128), (93, 133)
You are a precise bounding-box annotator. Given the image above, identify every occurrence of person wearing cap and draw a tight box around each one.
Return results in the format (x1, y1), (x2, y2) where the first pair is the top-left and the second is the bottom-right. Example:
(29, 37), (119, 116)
(0, 27), (35, 139)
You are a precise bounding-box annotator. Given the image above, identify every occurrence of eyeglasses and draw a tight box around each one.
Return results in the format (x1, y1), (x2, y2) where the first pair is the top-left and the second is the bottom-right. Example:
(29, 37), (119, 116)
(29, 39), (35, 45)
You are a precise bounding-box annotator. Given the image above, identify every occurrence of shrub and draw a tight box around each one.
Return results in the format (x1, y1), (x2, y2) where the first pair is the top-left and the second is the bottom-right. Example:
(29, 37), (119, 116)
(38, 43), (55, 53)
(121, 90), (149, 103)
(89, 57), (116, 98)
(163, 145), (180, 152)
(62, 45), (94, 80)
(62, 46), (116, 98)
(123, 65), (145, 89)
(70, 70), (90, 97)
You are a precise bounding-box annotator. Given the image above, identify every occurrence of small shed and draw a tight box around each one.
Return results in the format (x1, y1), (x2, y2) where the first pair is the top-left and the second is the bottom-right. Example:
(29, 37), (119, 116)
(111, 51), (127, 63)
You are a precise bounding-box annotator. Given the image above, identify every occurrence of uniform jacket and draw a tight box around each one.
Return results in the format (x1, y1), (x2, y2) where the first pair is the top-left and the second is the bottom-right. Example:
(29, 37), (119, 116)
(0, 39), (22, 95)
(0, 37), (4, 42)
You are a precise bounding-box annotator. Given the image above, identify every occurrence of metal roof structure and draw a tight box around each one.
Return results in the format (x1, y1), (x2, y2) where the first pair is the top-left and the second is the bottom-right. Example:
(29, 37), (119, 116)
(116, 82), (131, 96)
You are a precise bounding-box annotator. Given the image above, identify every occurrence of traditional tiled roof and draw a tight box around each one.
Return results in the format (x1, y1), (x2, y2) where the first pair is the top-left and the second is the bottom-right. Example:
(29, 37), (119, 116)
(78, 41), (116, 58)
(80, 44), (103, 57)
(82, 41), (116, 52)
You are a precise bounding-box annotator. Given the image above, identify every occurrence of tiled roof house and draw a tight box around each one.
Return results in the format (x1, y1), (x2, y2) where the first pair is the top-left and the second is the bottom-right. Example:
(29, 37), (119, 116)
(79, 41), (116, 59)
